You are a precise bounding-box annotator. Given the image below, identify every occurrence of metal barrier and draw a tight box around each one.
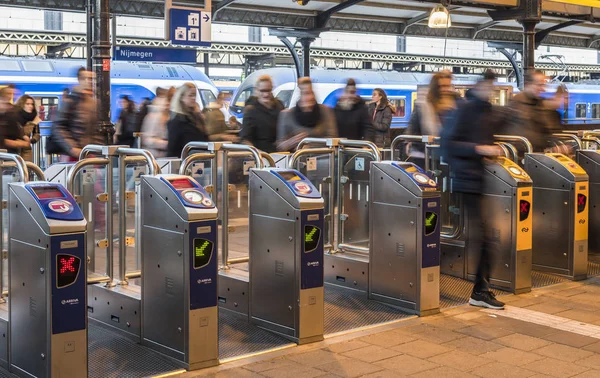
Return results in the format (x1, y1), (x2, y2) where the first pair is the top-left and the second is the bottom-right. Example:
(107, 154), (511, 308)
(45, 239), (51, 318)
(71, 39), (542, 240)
(179, 142), (268, 269)
(288, 138), (381, 255)
(67, 146), (161, 286)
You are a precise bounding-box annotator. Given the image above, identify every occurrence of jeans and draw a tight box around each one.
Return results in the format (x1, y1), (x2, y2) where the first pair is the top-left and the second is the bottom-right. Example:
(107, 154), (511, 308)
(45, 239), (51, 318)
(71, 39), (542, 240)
(463, 192), (492, 293)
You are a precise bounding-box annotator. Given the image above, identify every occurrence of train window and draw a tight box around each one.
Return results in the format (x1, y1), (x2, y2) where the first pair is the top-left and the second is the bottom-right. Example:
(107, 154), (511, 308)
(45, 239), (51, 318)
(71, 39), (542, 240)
(389, 98), (406, 118)
(198, 89), (216, 108)
(576, 103), (587, 118)
(275, 90), (293, 108)
(136, 64), (153, 70)
(230, 87), (254, 114)
(32, 96), (59, 122)
(22, 61), (53, 72)
(0, 61), (21, 71)
(592, 104), (600, 119)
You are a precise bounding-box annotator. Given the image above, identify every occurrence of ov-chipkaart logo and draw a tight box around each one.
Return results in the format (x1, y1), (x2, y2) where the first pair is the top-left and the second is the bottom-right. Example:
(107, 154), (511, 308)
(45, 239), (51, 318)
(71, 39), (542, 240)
(48, 200), (72, 214)
(61, 298), (79, 306)
(294, 182), (312, 194)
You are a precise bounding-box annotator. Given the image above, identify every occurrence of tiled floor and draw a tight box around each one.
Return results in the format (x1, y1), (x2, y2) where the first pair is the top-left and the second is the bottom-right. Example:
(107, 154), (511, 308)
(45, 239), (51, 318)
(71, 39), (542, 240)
(179, 276), (600, 378)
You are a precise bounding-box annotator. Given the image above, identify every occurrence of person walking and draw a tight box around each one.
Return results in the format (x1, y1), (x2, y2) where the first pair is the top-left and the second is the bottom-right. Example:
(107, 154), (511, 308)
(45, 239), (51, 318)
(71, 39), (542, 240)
(115, 95), (137, 147)
(334, 78), (371, 141)
(440, 70), (505, 310)
(277, 77), (337, 152)
(367, 88), (394, 148)
(0, 87), (29, 154)
(142, 87), (174, 158)
(240, 75), (284, 153)
(14, 95), (41, 162)
(167, 83), (209, 157)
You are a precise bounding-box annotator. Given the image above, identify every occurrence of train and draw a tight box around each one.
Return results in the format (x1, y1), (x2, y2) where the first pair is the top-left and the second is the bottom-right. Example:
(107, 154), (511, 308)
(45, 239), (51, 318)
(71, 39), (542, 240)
(0, 58), (219, 124)
(229, 67), (600, 129)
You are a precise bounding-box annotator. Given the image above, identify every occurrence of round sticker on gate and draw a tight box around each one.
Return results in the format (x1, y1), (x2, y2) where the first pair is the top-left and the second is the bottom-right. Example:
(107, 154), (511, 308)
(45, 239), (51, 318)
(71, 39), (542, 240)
(509, 166), (522, 176)
(294, 182), (313, 194)
(201, 198), (213, 207)
(183, 190), (203, 204)
(48, 200), (73, 214)
(413, 173), (429, 184)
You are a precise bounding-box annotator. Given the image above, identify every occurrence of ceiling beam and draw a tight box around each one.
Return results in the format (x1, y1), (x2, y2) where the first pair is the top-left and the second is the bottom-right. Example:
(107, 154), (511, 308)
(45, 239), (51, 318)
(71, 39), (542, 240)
(316, 0), (366, 28)
(213, 0), (237, 17)
(472, 20), (500, 38)
(535, 19), (582, 47)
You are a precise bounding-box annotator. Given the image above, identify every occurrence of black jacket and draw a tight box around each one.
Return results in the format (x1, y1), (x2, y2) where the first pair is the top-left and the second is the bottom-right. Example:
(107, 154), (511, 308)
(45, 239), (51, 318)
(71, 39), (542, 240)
(240, 99), (284, 153)
(334, 98), (372, 140)
(441, 95), (497, 194)
(367, 102), (393, 148)
(117, 109), (138, 147)
(166, 112), (208, 158)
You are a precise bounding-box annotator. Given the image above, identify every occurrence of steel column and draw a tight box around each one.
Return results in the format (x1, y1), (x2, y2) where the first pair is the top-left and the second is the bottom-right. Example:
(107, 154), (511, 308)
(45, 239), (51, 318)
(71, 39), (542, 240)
(92, 0), (114, 145)
(299, 37), (314, 78)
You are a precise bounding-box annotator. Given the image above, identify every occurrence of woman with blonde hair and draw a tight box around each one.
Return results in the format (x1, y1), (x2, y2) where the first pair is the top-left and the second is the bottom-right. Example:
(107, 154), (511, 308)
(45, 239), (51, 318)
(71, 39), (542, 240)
(166, 83), (208, 157)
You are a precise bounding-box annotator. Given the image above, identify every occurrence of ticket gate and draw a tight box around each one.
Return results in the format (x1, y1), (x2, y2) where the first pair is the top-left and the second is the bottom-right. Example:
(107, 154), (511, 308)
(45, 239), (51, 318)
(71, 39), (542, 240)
(247, 168), (325, 344)
(524, 153), (589, 280)
(140, 174), (219, 369)
(577, 150), (600, 255)
(368, 162), (440, 316)
(441, 157), (534, 294)
(9, 182), (87, 377)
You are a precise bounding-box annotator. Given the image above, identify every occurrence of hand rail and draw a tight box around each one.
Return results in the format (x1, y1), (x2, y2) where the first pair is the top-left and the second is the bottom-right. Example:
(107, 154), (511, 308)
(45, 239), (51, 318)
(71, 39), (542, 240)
(338, 139), (381, 162)
(179, 153), (217, 176)
(25, 162), (46, 181)
(493, 135), (533, 154)
(288, 148), (333, 169)
(181, 141), (212, 160)
(552, 133), (583, 151)
(390, 135), (438, 161)
(582, 136), (600, 149)
(220, 144), (264, 169)
(79, 144), (105, 160)
(0, 153), (28, 183)
(115, 147), (161, 176)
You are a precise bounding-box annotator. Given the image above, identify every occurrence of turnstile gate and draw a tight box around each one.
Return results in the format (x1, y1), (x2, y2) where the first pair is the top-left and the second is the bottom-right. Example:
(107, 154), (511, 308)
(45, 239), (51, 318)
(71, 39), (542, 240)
(248, 168), (325, 344)
(9, 182), (87, 377)
(441, 157), (534, 294)
(524, 153), (589, 280)
(141, 174), (219, 369)
(577, 150), (600, 256)
(369, 162), (440, 316)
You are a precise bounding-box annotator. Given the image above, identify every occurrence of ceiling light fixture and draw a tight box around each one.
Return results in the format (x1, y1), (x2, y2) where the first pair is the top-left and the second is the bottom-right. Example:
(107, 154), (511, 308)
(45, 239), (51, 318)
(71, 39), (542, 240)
(428, 4), (451, 28)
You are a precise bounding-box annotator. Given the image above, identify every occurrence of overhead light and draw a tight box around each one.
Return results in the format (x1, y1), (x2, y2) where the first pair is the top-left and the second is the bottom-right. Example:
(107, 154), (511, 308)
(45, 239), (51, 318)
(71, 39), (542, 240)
(294, 0), (311, 5)
(428, 4), (451, 28)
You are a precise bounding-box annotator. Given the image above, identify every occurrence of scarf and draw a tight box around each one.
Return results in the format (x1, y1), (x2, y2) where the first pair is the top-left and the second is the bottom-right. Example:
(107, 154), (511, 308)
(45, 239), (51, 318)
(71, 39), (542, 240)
(294, 103), (321, 128)
(19, 109), (36, 124)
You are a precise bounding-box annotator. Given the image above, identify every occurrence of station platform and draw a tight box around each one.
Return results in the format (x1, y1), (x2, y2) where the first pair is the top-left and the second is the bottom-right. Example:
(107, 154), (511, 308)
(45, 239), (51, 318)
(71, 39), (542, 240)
(180, 273), (600, 378)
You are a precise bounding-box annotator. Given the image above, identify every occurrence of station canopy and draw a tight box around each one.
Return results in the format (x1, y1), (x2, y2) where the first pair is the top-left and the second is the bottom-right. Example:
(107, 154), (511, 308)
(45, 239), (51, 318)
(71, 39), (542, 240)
(5, 0), (600, 49)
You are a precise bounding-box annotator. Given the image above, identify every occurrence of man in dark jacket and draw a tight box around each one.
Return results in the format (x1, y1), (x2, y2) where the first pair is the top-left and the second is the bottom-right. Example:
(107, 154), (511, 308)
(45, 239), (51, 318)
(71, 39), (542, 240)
(240, 75), (284, 153)
(334, 79), (371, 140)
(441, 70), (505, 310)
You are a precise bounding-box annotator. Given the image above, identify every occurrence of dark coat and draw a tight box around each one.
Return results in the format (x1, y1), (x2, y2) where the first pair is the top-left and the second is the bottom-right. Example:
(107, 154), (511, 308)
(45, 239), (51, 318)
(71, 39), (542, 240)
(502, 92), (552, 152)
(440, 95), (498, 194)
(117, 108), (138, 147)
(166, 112), (208, 158)
(367, 102), (393, 148)
(240, 99), (284, 153)
(334, 97), (372, 140)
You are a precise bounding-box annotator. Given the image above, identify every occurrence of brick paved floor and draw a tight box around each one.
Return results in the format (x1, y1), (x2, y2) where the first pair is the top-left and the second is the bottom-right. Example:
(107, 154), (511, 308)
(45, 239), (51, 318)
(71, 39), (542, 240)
(179, 276), (600, 378)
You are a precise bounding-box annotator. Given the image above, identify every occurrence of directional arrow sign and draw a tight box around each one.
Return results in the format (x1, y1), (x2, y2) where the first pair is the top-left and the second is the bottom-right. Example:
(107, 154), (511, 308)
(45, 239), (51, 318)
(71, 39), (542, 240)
(166, 7), (211, 47)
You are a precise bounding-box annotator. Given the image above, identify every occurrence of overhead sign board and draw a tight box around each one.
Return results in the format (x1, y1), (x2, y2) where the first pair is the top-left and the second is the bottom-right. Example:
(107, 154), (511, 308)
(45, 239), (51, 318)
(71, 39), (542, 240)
(165, 3), (212, 48)
(547, 0), (600, 7)
(113, 46), (197, 63)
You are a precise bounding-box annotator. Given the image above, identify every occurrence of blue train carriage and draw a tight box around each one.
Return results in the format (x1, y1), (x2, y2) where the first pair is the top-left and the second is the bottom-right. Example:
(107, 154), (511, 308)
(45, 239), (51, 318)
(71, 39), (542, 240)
(0, 58), (219, 126)
(555, 83), (600, 128)
(228, 68), (514, 132)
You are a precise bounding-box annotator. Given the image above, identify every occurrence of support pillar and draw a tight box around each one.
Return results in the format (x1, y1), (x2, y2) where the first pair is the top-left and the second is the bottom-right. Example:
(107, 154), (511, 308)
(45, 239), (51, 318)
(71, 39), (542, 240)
(299, 37), (314, 78)
(521, 20), (537, 76)
(86, 0), (93, 71)
(203, 52), (210, 78)
(277, 36), (302, 80)
(92, 0), (114, 145)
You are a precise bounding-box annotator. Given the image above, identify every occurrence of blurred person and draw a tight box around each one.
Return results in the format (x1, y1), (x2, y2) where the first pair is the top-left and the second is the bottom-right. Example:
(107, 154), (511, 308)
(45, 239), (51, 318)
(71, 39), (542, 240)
(228, 116), (242, 130)
(544, 84), (567, 134)
(115, 95), (137, 147)
(167, 83), (209, 157)
(334, 78), (371, 140)
(54, 67), (103, 161)
(14, 95), (41, 162)
(367, 88), (394, 148)
(204, 99), (238, 143)
(440, 70), (505, 310)
(135, 96), (153, 134)
(277, 77), (337, 152)
(142, 87), (175, 158)
(405, 71), (456, 157)
(503, 70), (555, 152)
(215, 91), (230, 123)
(240, 75), (284, 153)
(0, 87), (28, 154)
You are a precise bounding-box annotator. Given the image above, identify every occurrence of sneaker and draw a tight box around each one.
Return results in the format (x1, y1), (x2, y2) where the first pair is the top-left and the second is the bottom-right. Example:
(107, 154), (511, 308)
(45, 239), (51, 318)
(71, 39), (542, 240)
(469, 291), (505, 310)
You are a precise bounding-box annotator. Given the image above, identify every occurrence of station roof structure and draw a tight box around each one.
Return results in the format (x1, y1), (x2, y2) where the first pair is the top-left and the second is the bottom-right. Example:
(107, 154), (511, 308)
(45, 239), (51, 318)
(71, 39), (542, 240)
(4, 0), (600, 49)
